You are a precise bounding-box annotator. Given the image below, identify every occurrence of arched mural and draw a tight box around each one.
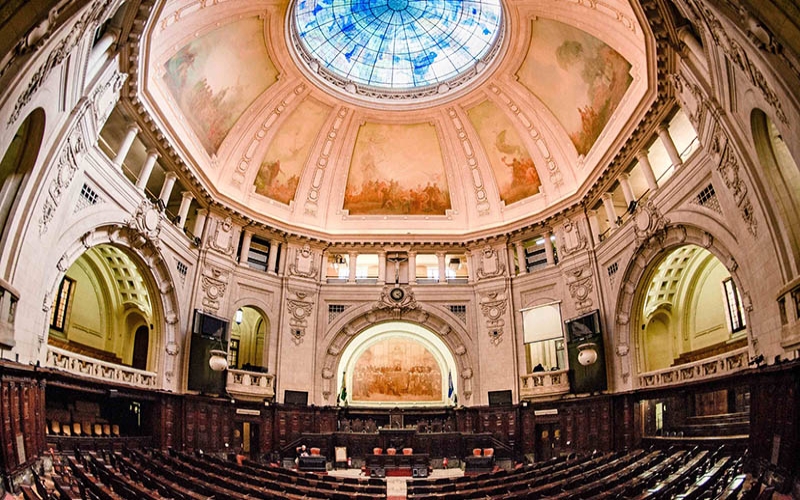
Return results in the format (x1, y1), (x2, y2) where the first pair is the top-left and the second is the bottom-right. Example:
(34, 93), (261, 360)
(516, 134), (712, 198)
(337, 322), (458, 408)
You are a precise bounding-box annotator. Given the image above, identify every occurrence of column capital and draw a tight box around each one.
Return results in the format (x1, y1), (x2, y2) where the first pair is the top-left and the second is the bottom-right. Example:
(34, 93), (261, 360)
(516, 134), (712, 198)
(618, 172), (630, 181)
(181, 191), (194, 200)
(602, 192), (615, 200)
(196, 208), (209, 216)
(636, 149), (650, 160)
(125, 123), (140, 134)
(164, 171), (178, 181)
(145, 148), (160, 158)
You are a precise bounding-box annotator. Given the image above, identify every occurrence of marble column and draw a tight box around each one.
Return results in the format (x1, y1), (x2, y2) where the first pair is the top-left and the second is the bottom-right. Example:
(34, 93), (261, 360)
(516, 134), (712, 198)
(515, 242), (526, 275)
(193, 209), (208, 240)
(602, 193), (618, 228)
(267, 240), (280, 275)
(658, 123), (684, 169)
(618, 173), (635, 207)
(239, 230), (253, 265)
(348, 251), (358, 283)
(177, 192), (193, 227)
(587, 210), (601, 245)
(408, 251), (417, 284)
(158, 172), (178, 207)
(437, 252), (447, 284)
(543, 231), (555, 265)
(135, 149), (159, 192)
(112, 124), (139, 168)
(377, 251), (387, 285)
(636, 150), (659, 192)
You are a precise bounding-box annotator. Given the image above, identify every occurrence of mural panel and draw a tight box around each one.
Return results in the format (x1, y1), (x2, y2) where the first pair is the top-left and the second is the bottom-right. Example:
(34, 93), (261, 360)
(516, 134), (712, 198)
(467, 99), (541, 205)
(352, 337), (442, 402)
(254, 97), (331, 204)
(516, 18), (632, 156)
(163, 18), (278, 155)
(344, 122), (451, 215)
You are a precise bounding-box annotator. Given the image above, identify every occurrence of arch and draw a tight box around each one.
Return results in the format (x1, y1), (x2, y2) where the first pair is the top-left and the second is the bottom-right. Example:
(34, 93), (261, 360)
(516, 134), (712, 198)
(337, 322), (458, 408)
(320, 301), (476, 405)
(45, 221), (182, 389)
(131, 325), (150, 370)
(228, 305), (269, 370)
(750, 108), (800, 273)
(614, 224), (752, 385)
(228, 296), (278, 371)
(0, 108), (45, 243)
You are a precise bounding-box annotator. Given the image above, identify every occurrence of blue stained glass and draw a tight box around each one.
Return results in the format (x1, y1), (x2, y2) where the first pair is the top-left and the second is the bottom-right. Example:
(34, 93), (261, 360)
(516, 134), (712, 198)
(294, 0), (503, 89)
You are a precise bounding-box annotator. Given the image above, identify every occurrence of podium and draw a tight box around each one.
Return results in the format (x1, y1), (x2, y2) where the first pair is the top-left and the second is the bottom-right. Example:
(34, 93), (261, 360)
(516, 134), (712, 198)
(298, 455), (327, 472)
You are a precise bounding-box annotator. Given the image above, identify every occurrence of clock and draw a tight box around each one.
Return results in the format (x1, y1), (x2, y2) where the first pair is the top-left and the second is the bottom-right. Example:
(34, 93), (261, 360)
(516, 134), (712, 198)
(389, 287), (405, 302)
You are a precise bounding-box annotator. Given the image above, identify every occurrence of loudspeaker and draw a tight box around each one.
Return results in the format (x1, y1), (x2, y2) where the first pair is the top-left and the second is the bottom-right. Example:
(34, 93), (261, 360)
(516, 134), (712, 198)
(567, 334), (607, 394)
(372, 467), (385, 478)
(412, 465), (428, 477)
(186, 335), (226, 394)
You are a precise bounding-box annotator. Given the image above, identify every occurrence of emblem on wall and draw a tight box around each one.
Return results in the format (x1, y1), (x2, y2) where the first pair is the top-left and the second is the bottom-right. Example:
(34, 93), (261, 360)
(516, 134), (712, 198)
(201, 267), (228, 311)
(374, 285), (417, 317)
(288, 243), (318, 278)
(286, 290), (314, 345)
(475, 246), (506, 280)
(479, 291), (507, 345)
(207, 216), (235, 256)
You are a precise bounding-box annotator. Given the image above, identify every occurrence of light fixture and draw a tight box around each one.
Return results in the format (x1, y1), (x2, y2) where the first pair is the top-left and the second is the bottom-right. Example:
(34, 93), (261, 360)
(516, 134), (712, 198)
(331, 254), (346, 270)
(235, 308), (243, 324)
(209, 348), (229, 371)
(448, 257), (462, 271)
(577, 342), (599, 366)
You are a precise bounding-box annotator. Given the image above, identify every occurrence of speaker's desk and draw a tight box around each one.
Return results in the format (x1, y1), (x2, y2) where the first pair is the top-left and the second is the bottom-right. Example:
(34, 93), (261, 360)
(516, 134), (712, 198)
(365, 453), (429, 477)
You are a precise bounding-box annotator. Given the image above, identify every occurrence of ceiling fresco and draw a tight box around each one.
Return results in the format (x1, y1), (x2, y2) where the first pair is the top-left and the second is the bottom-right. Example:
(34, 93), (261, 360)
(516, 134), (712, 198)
(145, 0), (649, 235)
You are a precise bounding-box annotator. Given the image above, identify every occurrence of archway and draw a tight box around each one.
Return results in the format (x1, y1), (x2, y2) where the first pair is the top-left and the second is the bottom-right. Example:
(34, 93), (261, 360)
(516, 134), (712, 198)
(751, 109), (800, 272)
(0, 108), (45, 241)
(46, 244), (159, 371)
(228, 305), (269, 371)
(336, 321), (458, 408)
(633, 244), (747, 373)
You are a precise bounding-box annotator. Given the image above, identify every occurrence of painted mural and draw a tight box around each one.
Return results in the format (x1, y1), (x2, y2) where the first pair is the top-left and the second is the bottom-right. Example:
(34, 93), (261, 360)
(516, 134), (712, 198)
(516, 18), (632, 156)
(254, 97), (331, 204)
(352, 337), (442, 402)
(163, 18), (278, 155)
(467, 100), (541, 205)
(344, 122), (451, 215)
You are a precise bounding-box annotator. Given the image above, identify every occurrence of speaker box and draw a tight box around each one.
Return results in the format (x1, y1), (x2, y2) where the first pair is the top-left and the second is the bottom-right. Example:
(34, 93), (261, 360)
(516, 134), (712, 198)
(186, 335), (226, 394)
(284, 390), (308, 406)
(372, 467), (385, 478)
(567, 334), (607, 394)
(412, 465), (428, 477)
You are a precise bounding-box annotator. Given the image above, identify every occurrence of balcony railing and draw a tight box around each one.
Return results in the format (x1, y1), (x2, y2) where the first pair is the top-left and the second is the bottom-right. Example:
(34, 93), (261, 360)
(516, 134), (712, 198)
(638, 347), (749, 388)
(520, 369), (570, 399)
(45, 345), (157, 389)
(227, 368), (275, 402)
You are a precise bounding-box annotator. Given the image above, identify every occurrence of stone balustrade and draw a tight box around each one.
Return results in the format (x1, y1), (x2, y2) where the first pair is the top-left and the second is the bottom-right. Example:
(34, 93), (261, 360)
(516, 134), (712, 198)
(638, 347), (749, 388)
(227, 368), (275, 402)
(519, 369), (570, 399)
(45, 345), (158, 388)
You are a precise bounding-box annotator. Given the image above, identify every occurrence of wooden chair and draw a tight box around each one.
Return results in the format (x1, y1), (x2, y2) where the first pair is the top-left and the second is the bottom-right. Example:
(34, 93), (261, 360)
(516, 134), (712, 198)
(82, 422), (91, 436)
(310, 447), (321, 456)
(102, 424), (111, 436)
(403, 448), (413, 455)
(386, 448), (397, 455)
(93, 424), (103, 436)
(62, 424), (71, 437)
(483, 448), (494, 457)
(50, 420), (62, 435)
(473, 448), (482, 456)
(373, 448), (382, 455)
(72, 422), (82, 436)
(111, 424), (120, 436)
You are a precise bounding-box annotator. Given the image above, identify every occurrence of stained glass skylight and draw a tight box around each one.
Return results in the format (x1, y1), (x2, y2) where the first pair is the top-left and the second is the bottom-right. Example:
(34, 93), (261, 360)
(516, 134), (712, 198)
(292, 0), (503, 92)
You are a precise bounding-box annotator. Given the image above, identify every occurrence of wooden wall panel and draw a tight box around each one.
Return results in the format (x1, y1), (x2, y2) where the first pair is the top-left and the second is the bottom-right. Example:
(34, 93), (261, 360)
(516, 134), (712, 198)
(749, 364), (800, 475)
(0, 364), (46, 474)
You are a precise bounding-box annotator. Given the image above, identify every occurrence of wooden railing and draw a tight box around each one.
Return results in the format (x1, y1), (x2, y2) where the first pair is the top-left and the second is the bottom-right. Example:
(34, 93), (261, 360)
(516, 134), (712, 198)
(226, 368), (275, 401)
(520, 369), (570, 399)
(638, 346), (749, 388)
(45, 345), (157, 389)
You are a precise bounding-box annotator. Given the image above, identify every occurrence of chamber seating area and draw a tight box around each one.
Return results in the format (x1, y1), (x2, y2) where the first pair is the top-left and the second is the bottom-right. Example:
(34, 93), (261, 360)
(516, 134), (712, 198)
(21, 445), (791, 500)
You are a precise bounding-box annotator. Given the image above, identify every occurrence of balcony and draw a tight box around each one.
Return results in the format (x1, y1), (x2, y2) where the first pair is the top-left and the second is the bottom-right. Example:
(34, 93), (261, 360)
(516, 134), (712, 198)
(226, 368), (275, 402)
(45, 345), (157, 389)
(519, 369), (570, 400)
(638, 347), (749, 389)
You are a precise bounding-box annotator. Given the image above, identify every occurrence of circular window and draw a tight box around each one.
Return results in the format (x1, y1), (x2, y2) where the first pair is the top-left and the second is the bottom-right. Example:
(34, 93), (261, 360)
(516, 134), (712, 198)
(290, 0), (504, 102)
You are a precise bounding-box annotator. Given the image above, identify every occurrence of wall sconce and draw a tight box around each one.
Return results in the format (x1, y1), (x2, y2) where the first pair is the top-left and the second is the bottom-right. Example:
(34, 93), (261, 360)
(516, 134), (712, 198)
(235, 308), (243, 324)
(209, 348), (229, 372)
(577, 342), (599, 366)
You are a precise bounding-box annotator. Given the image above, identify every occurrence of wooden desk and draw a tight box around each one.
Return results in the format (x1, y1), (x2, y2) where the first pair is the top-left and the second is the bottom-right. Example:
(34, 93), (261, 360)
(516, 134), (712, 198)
(365, 453), (429, 477)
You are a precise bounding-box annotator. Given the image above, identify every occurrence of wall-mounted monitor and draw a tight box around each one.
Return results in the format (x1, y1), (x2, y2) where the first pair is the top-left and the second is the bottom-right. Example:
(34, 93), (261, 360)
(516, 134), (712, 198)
(565, 309), (601, 342)
(192, 309), (229, 340)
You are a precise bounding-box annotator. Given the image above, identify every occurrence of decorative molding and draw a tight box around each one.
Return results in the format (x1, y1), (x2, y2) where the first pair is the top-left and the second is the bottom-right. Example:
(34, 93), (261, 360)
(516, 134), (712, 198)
(200, 267), (228, 311)
(447, 108), (491, 216)
(207, 216), (235, 256)
(479, 291), (507, 346)
(373, 285), (417, 317)
(286, 290), (314, 345)
(305, 106), (348, 216)
(564, 265), (594, 312)
(288, 243), (318, 278)
(7, 0), (115, 125)
(475, 246), (506, 280)
(558, 219), (587, 257)
(711, 129), (758, 237)
(124, 199), (162, 249)
(91, 70), (127, 128)
(39, 120), (88, 234)
(632, 200), (670, 248)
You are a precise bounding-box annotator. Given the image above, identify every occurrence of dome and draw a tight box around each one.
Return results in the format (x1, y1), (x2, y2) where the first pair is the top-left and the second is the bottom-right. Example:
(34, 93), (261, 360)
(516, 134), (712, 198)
(291, 0), (504, 97)
(144, 0), (650, 238)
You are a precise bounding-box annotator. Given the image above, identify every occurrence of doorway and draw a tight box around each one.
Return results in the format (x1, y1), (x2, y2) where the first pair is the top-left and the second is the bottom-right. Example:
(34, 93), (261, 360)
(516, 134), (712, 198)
(535, 422), (561, 461)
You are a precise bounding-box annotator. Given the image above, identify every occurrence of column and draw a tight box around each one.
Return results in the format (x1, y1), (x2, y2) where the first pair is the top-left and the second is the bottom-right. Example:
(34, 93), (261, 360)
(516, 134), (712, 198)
(437, 252), (447, 284)
(87, 28), (120, 75)
(677, 26), (708, 73)
(587, 210), (601, 245)
(657, 123), (683, 169)
(193, 209), (208, 240)
(618, 173), (635, 207)
(636, 150), (659, 192)
(177, 192), (193, 227)
(135, 149), (158, 191)
(408, 251), (417, 284)
(239, 230), (253, 265)
(602, 193), (618, 227)
(267, 239), (279, 274)
(348, 251), (358, 283)
(377, 251), (387, 285)
(277, 243), (287, 275)
(543, 231), (555, 266)
(158, 172), (178, 207)
(112, 124), (139, 168)
(515, 242), (526, 275)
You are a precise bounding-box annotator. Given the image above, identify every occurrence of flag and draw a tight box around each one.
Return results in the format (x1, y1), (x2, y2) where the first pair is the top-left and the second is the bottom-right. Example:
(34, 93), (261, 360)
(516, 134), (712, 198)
(447, 371), (455, 404)
(338, 374), (347, 405)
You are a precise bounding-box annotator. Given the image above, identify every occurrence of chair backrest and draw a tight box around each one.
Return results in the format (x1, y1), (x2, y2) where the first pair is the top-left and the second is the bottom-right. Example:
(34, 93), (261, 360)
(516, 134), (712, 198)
(73, 422), (82, 435)
(62, 424), (71, 436)
(111, 424), (120, 436)
(310, 447), (321, 456)
(386, 448), (397, 455)
(373, 447), (382, 455)
(82, 422), (92, 435)
(483, 448), (494, 457)
(473, 448), (482, 456)
(402, 448), (413, 455)
(94, 423), (103, 436)
(51, 420), (61, 434)
(103, 424), (111, 436)
(335, 446), (347, 462)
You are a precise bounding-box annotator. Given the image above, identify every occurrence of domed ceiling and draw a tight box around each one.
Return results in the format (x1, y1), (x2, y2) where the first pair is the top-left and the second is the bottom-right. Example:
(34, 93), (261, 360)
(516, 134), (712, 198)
(143, 0), (650, 237)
